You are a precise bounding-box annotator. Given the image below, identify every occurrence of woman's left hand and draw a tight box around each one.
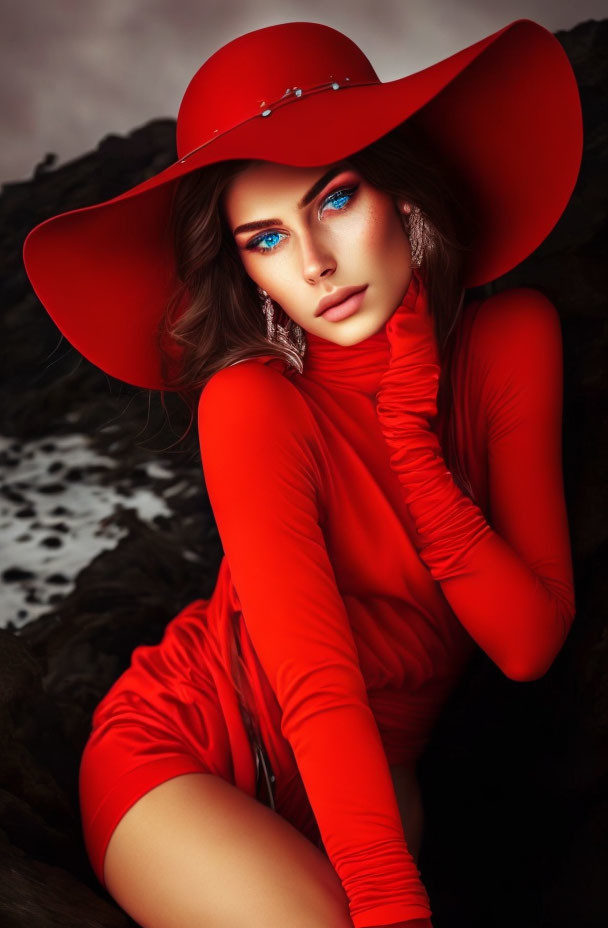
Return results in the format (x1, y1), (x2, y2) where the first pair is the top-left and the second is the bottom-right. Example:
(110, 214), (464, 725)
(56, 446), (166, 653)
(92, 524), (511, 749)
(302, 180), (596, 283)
(373, 268), (494, 584)
(375, 268), (441, 432)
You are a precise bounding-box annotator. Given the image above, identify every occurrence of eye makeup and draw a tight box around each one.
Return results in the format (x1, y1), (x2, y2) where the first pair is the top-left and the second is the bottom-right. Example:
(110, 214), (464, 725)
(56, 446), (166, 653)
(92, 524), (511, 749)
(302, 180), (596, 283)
(244, 182), (360, 254)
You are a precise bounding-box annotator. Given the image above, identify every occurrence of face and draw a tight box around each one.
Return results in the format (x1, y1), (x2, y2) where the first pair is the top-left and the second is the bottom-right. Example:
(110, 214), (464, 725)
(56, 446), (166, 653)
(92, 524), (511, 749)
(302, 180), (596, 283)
(223, 160), (414, 345)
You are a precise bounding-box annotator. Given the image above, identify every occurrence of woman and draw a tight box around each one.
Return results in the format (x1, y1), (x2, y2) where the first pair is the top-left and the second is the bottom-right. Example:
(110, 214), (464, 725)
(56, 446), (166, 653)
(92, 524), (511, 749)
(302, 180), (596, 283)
(22, 18), (582, 928)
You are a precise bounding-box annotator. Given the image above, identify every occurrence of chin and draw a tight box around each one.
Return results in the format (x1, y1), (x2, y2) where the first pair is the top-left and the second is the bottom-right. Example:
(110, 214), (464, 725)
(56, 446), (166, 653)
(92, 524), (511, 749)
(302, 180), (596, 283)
(307, 305), (388, 345)
(331, 314), (386, 345)
(315, 326), (362, 346)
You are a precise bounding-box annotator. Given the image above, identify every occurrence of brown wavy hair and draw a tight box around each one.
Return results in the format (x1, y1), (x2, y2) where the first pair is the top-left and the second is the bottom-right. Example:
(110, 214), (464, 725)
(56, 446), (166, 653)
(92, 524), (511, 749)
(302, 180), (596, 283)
(158, 118), (480, 502)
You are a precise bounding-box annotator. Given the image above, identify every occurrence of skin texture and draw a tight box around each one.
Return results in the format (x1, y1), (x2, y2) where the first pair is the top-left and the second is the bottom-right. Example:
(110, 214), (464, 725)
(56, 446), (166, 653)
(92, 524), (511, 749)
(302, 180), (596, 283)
(103, 772), (355, 928)
(223, 160), (415, 345)
(103, 770), (424, 928)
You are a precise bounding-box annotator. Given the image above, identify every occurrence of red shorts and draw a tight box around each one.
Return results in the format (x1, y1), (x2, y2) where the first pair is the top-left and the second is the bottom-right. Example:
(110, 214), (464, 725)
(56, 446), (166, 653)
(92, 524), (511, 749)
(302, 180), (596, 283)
(79, 561), (321, 889)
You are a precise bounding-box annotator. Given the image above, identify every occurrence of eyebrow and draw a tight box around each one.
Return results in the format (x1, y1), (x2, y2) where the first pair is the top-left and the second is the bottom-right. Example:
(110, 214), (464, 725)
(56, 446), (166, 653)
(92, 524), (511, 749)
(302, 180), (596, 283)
(232, 161), (353, 236)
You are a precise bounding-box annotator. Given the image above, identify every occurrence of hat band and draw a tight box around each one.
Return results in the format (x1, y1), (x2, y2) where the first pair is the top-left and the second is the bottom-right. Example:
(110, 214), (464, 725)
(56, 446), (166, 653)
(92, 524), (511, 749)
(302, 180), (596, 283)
(177, 76), (380, 165)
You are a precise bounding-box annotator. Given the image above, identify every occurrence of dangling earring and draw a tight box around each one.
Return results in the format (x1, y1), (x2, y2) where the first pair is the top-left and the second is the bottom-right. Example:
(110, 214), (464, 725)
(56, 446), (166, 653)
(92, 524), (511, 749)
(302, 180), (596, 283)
(257, 287), (306, 374)
(402, 204), (435, 268)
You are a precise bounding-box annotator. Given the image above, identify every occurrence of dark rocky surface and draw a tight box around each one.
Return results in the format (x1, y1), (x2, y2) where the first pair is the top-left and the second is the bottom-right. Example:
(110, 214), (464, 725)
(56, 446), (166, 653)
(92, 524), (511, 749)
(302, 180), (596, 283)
(0, 18), (606, 927)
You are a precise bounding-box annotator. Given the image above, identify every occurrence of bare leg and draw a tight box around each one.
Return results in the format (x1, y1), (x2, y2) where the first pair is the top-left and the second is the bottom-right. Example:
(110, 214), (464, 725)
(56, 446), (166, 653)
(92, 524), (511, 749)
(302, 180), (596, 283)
(103, 771), (353, 928)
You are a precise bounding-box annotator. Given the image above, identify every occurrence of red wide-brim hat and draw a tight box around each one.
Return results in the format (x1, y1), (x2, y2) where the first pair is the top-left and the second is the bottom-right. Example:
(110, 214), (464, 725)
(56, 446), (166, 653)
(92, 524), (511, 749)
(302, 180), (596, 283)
(22, 18), (583, 391)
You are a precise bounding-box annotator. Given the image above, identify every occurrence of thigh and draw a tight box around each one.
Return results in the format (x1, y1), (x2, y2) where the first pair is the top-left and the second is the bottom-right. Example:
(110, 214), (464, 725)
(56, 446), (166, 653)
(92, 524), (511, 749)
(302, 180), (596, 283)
(103, 771), (353, 928)
(79, 667), (234, 888)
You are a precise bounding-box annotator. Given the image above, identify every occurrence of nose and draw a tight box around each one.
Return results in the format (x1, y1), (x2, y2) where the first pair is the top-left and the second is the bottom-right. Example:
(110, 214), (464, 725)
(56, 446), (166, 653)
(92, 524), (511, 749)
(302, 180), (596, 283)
(299, 227), (336, 284)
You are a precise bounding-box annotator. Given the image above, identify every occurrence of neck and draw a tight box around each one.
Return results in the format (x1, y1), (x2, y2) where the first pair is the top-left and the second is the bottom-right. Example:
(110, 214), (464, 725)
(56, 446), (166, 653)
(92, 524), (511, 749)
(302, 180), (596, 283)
(302, 325), (390, 395)
(301, 272), (419, 395)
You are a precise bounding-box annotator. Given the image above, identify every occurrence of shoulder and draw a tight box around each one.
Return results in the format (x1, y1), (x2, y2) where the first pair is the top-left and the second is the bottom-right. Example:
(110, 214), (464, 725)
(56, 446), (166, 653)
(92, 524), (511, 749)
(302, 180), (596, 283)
(465, 288), (564, 429)
(200, 357), (304, 416)
(198, 358), (319, 458)
(468, 286), (562, 363)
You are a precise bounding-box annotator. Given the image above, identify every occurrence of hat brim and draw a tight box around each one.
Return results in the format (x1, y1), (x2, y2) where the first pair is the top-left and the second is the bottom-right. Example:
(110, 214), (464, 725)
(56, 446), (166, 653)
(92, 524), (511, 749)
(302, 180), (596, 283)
(22, 17), (583, 390)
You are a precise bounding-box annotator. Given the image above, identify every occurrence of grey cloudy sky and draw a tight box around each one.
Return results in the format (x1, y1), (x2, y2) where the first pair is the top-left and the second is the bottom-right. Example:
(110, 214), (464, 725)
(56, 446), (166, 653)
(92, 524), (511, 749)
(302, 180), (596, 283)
(2, 0), (605, 186)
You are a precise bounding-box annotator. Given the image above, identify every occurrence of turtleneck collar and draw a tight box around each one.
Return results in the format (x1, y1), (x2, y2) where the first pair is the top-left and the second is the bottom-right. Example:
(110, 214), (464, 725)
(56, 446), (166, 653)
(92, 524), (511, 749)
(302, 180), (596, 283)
(300, 270), (420, 396)
(302, 324), (390, 395)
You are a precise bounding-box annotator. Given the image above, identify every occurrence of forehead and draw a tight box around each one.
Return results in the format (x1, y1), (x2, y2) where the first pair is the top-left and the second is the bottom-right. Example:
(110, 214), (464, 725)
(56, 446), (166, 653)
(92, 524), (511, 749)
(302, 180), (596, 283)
(224, 160), (341, 217)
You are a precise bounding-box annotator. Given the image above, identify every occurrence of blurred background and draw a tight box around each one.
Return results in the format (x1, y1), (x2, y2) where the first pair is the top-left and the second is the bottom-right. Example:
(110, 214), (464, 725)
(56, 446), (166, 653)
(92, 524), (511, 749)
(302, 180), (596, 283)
(1, 3), (606, 927)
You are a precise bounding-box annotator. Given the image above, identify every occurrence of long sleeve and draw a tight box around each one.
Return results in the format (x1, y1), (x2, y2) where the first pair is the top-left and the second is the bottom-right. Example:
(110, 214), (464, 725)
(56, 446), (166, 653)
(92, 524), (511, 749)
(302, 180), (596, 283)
(198, 358), (433, 928)
(375, 275), (576, 683)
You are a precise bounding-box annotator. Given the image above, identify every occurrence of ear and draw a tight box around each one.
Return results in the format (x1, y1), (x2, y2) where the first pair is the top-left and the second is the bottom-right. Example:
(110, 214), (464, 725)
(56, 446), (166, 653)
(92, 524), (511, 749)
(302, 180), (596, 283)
(397, 198), (411, 216)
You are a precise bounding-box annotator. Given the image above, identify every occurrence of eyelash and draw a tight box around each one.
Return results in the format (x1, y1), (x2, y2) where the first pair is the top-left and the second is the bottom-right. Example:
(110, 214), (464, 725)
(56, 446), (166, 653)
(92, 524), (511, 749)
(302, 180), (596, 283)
(245, 184), (359, 254)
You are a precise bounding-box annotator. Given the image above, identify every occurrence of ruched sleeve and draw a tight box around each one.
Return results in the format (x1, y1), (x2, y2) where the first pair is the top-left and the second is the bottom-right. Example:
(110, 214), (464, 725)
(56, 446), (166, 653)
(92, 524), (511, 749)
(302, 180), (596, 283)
(198, 358), (433, 928)
(375, 274), (576, 682)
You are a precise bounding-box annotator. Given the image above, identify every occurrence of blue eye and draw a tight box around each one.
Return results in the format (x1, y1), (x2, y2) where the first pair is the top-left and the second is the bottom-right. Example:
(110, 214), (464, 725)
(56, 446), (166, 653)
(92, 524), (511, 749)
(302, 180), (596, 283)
(246, 184), (358, 254)
(247, 230), (285, 253)
(322, 186), (356, 212)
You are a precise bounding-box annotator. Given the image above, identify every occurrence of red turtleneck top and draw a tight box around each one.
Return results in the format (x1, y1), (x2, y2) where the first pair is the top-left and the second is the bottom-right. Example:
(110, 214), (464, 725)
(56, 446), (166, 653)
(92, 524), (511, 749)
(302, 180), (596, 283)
(197, 272), (576, 928)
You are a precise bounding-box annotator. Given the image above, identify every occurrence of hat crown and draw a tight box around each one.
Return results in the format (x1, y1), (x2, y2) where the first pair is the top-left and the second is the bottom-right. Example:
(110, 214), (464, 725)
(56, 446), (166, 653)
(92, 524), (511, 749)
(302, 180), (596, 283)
(176, 22), (379, 159)
(23, 19), (584, 391)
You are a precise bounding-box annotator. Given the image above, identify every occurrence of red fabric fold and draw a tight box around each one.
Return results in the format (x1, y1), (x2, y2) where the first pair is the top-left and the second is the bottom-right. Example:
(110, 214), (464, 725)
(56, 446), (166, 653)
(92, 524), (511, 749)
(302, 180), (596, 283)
(198, 364), (434, 928)
(375, 269), (494, 579)
(374, 269), (576, 680)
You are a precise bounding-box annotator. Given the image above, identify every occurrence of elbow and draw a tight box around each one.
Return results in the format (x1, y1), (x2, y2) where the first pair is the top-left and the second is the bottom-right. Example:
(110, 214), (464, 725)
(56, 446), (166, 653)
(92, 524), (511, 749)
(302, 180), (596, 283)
(502, 600), (577, 683)
(501, 644), (558, 680)
(502, 659), (551, 683)
(501, 641), (567, 683)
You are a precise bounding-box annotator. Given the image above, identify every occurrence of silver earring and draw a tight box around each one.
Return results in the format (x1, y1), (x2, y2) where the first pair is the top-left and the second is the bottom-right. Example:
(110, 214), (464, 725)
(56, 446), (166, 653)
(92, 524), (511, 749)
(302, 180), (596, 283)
(257, 287), (306, 373)
(403, 204), (434, 267)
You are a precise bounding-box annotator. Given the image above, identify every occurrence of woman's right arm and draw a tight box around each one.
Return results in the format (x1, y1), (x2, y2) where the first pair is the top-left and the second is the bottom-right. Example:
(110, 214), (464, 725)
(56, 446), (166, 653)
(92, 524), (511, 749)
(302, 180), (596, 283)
(198, 359), (433, 928)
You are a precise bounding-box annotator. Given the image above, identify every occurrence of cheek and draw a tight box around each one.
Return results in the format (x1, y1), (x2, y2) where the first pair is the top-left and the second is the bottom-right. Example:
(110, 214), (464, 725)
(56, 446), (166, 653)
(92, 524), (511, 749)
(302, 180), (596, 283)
(360, 199), (402, 251)
(237, 250), (256, 283)
(239, 253), (279, 300)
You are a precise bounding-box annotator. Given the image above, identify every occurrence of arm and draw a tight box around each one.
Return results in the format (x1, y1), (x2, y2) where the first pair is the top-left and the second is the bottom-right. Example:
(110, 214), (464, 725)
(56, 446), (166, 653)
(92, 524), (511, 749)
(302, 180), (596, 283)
(375, 276), (576, 682)
(198, 359), (433, 928)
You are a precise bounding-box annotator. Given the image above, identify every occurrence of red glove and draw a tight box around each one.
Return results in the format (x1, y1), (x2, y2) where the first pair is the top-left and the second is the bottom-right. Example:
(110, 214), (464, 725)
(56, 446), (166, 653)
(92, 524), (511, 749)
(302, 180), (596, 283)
(375, 268), (493, 581)
(374, 271), (576, 682)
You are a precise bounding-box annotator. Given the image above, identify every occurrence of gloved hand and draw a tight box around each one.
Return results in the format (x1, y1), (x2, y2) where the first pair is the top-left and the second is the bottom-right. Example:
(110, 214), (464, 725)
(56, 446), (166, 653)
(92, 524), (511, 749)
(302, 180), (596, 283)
(374, 268), (492, 581)
(376, 267), (441, 426)
(373, 269), (576, 683)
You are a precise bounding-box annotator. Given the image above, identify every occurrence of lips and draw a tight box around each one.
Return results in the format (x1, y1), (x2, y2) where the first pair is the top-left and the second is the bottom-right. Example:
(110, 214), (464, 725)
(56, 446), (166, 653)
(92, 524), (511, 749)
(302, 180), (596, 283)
(315, 284), (368, 317)
(317, 285), (368, 323)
